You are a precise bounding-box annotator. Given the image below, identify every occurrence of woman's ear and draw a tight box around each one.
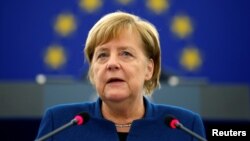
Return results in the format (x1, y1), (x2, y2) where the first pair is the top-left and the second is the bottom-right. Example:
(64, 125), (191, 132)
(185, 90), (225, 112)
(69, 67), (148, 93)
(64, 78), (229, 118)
(145, 59), (154, 80)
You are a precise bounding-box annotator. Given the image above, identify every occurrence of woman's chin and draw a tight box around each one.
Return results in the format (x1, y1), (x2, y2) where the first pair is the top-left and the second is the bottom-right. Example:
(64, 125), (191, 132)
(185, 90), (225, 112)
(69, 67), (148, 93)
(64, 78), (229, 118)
(105, 93), (129, 102)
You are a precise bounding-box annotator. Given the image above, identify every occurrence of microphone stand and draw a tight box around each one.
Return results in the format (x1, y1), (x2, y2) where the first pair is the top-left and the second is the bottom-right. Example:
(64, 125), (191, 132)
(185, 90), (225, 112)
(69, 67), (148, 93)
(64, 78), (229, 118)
(176, 122), (207, 141)
(35, 119), (77, 141)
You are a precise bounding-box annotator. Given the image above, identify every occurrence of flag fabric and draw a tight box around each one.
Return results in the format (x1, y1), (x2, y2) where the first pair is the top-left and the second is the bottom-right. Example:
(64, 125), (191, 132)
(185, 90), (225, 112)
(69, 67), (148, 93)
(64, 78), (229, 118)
(0, 0), (250, 84)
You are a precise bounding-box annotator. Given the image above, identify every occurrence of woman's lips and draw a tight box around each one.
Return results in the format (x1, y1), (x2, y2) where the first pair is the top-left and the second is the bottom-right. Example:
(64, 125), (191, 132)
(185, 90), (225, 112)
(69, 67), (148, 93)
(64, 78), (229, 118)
(107, 78), (125, 85)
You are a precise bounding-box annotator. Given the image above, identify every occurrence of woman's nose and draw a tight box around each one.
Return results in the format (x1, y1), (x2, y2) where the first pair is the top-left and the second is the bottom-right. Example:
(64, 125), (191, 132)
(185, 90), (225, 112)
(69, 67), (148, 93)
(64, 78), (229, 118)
(106, 54), (120, 71)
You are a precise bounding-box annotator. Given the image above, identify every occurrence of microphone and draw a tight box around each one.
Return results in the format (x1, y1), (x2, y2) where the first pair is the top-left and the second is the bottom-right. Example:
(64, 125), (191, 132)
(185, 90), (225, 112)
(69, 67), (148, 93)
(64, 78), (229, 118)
(35, 112), (90, 141)
(165, 115), (207, 141)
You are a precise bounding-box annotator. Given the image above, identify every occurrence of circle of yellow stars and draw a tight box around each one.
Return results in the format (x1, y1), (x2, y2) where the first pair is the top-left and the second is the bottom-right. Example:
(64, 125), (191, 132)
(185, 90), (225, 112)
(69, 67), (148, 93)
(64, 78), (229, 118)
(44, 0), (202, 72)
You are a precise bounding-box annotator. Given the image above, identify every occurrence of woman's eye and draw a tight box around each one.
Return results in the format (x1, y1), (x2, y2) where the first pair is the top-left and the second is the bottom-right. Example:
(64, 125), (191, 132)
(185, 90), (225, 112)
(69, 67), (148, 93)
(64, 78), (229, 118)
(121, 51), (132, 57)
(97, 53), (108, 59)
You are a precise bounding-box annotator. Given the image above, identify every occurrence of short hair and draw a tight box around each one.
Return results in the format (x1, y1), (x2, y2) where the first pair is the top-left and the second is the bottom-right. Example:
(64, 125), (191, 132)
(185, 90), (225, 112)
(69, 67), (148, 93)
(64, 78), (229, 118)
(84, 11), (161, 95)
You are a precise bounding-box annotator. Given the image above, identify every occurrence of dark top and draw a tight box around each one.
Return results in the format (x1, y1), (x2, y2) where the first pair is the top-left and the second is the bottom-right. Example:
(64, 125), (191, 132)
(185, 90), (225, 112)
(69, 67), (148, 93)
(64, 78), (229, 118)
(118, 132), (128, 141)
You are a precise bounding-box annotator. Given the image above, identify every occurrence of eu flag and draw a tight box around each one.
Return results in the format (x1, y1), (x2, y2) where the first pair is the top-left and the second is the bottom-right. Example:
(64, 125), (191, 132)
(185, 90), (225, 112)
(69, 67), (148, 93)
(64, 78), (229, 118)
(1, 0), (250, 84)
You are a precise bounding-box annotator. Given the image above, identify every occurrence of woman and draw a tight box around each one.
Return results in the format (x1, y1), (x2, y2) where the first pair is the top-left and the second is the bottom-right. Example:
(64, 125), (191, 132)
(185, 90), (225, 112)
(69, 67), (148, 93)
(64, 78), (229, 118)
(36, 11), (206, 141)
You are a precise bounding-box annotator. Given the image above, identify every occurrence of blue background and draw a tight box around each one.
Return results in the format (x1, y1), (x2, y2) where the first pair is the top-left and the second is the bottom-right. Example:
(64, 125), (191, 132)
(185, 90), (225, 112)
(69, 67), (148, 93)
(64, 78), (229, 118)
(1, 0), (250, 84)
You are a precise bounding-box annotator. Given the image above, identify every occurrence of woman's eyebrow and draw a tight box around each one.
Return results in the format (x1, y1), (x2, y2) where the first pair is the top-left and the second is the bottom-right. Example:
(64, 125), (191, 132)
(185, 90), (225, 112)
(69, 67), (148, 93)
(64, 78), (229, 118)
(117, 46), (136, 52)
(95, 45), (137, 53)
(95, 47), (109, 53)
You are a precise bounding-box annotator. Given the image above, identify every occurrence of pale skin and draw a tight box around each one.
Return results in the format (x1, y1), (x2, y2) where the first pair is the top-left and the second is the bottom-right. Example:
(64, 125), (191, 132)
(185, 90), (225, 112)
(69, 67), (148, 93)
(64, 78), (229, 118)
(90, 28), (154, 132)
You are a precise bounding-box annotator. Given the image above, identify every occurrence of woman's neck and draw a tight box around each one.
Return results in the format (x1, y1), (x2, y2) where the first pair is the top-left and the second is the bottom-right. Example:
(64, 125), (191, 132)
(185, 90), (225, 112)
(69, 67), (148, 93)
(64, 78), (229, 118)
(101, 97), (145, 132)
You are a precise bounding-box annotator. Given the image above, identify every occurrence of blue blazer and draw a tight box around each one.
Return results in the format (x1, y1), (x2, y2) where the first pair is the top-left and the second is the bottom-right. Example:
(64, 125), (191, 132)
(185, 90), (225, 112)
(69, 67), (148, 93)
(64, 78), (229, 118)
(36, 97), (206, 141)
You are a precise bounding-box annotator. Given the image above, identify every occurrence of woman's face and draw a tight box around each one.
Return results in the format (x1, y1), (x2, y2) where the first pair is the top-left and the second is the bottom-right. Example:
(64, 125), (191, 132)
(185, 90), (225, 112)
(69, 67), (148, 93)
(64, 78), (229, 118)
(91, 29), (154, 102)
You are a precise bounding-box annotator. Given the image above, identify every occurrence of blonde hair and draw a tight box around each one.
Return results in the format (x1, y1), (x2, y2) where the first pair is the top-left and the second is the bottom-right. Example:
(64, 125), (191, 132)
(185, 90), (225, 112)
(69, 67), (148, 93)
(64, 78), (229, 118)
(84, 11), (161, 95)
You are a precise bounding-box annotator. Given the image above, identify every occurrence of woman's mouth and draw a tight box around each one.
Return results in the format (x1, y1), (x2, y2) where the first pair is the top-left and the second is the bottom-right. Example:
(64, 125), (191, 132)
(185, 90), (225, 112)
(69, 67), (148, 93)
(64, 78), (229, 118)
(107, 78), (125, 85)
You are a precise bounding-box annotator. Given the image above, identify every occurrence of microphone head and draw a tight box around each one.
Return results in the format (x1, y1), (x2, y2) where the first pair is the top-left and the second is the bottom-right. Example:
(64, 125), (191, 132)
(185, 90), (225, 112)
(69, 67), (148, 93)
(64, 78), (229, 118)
(74, 112), (90, 125)
(165, 115), (180, 129)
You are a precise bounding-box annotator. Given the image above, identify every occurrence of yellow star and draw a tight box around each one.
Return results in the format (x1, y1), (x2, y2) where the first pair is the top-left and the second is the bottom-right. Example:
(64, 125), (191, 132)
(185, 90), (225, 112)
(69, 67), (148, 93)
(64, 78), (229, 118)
(147, 0), (169, 14)
(79, 0), (102, 13)
(180, 47), (202, 71)
(54, 13), (77, 37)
(171, 15), (193, 38)
(44, 44), (66, 69)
